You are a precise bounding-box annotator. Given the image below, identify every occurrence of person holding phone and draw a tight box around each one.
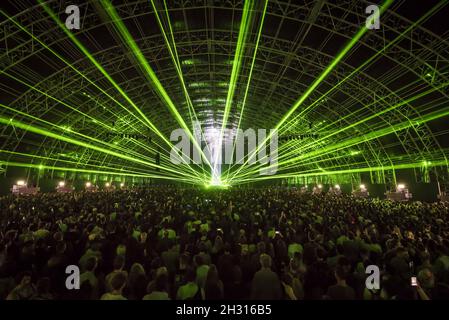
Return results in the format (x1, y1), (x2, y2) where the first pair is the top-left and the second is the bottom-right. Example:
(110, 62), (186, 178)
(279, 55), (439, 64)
(413, 268), (434, 300)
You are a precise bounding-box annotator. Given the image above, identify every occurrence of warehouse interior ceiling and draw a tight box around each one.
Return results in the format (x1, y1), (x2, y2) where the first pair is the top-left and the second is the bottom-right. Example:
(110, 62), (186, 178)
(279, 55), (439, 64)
(0, 0), (449, 187)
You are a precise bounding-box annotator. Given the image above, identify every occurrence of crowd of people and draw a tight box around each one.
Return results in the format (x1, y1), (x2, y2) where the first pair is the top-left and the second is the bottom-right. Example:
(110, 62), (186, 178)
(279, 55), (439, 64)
(0, 186), (449, 300)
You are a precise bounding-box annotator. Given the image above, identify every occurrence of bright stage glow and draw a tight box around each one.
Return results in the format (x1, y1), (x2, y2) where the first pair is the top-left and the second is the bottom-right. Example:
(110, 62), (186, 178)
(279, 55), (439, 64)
(335, 184), (340, 189)
(207, 127), (222, 187)
(360, 184), (366, 191)
(397, 184), (405, 191)
(17, 180), (25, 186)
(120, 182), (125, 187)
(58, 181), (65, 187)
(318, 184), (323, 189)
(105, 182), (110, 187)
(86, 182), (92, 188)
(205, 182), (230, 189)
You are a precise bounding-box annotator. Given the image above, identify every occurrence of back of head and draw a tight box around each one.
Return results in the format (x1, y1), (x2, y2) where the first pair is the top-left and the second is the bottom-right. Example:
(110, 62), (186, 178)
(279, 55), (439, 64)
(111, 271), (127, 291)
(198, 241), (207, 253)
(335, 263), (350, 281)
(80, 280), (93, 299)
(185, 268), (196, 283)
(232, 265), (242, 283)
(155, 274), (168, 292)
(257, 241), (266, 254)
(130, 263), (145, 276)
(194, 255), (204, 266)
(259, 253), (272, 269)
(85, 256), (98, 272)
(179, 253), (190, 269)
(206, 264), (219, 285)
(56, 242), (67, 254)
(36, 277), (51, 294)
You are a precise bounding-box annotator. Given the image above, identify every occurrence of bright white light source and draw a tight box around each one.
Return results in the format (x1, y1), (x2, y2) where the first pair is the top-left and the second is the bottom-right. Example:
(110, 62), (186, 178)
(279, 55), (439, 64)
(86, 182), (92, 188)
(58, 181), (65, 187)
(360, 184), (366, 191)
(105, 182), (110, 187)
(335, 184), (340, 189)
(318, 184), (323, 189)
(120, 183), (125, 187)
(207, 127), (222, 186)
(397, 184), (405, 191)
(17, 180), (25, 186)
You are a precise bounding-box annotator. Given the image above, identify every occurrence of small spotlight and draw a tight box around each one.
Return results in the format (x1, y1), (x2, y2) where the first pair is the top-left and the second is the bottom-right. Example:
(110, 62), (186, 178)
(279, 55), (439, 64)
(58, 181), (65, 187)
(335, 184), (340, 189)
(105, 182), (110, 188)
(86, 182), (92, 188)
(120, 182), (125, 187)
(397, 183), (405, 191)
(360, 184), (366, 191)
(318, 184), (323, 189)
(17, 180), (25, 186)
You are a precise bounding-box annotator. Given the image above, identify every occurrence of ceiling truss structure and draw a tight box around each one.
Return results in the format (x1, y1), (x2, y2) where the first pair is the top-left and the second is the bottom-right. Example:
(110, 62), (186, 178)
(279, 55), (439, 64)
(0, 0), (449, 187)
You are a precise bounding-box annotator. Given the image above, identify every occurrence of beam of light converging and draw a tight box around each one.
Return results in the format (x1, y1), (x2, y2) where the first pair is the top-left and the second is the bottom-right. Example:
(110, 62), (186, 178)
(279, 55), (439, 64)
(294, 104), (449, 164)
(148, 0), (214, 173)
(235, 78), (449, 180)
(235, 104), (449, 181)
(0, 10), (190, 175)
(0, 112), (203, 181)
(278, 0), (448, 135)
(0, 103), (185, 177)
(0, 161), (200, 184)
(36, 0), (206, 181)
(0, 10), (188, 168)
(232, 0), (449, 181)
(224, 0), (268, 182)
(214, 0), (254, 185)
(232, 103), (449, 183)
(234, 74), (449, 180)
(150, 0), (209, 147)
(231, 159), (449, 186)
(97, 0), (212, 176)
(149, 0), (194, 126)
(1, 9), (211, 182)
(0, 63), (200, 179)
(228, 0), (395, 182)
(1, 9), (152, 138)
(0, 150), (162, 175)
(3, 0), (447, 188)
(278, 84), (449, 165)
(275, 148), (449, 178)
